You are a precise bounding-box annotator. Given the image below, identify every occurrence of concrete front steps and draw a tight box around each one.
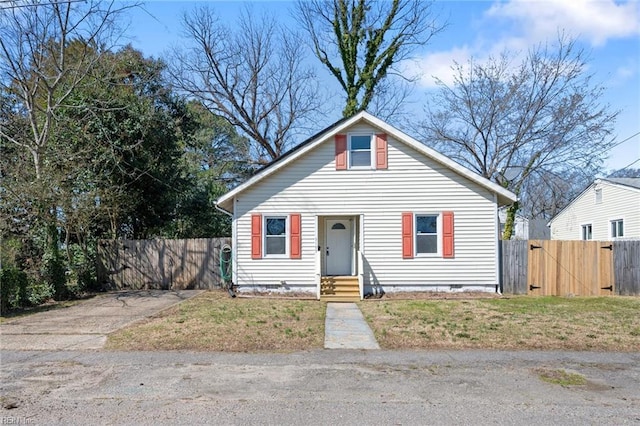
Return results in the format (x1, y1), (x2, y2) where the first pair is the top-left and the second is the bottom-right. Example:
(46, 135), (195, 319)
(320, 276), (360, 302)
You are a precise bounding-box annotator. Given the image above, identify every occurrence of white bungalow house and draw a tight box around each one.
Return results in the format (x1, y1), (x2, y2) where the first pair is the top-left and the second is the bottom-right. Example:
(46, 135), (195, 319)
(549, 177), (640, 241)
(215, 112), (517, 300)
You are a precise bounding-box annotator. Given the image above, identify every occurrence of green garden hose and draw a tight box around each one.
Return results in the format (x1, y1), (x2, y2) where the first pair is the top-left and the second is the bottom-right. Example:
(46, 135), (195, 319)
(219, 244), (233, 287)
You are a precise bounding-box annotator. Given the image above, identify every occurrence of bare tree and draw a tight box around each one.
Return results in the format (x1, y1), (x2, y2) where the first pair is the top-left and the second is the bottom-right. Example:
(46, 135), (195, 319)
(296, 0), (444, 118)
(0, 0), (137, 298)
(608, 167), (640, 178)
(0, 0), (134, 180)
(170, 6), (322, 164)
(519, 169), (593, 220)
(421, 36), (617, 239)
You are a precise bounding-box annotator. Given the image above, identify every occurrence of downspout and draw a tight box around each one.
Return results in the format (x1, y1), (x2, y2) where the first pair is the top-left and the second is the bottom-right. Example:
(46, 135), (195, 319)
(494, 193), (502, 295)
(215, 203), (236, 298)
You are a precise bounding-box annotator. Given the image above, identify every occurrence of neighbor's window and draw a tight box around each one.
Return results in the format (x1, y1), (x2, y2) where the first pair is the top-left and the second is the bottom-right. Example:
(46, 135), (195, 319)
(416, 214), (438, 254)
(611, 219), (624, 238)
(349, 134), (372, 168)
(581, 224), (592, 240)
(265, 216), (287, 255)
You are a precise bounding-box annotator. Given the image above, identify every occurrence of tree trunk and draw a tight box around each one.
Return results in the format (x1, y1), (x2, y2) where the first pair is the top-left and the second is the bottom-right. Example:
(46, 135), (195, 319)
(502, 201), (519, 240)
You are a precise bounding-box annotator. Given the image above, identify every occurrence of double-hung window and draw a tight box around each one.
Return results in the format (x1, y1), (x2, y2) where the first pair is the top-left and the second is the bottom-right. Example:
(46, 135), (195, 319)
(265, 216), (287, 256)
(335, 133), (387, 171)
(581, 224), (592, 240)
(611, 219), (624, 238)
(349, 135), (372, 168)
(402, 211), (453, 259)
(416, 214), (438, 255)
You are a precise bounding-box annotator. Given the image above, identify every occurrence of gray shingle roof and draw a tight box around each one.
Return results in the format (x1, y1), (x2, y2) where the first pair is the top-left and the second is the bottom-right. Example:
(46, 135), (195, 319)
(604, 177), (640, 189)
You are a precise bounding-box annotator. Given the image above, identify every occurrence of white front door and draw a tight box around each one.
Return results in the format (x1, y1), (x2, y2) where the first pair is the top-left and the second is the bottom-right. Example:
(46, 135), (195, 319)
(325, 218), (352, 276)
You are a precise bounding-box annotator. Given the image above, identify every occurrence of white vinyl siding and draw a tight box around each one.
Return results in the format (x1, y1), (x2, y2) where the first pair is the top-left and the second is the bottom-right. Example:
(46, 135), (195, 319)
(551, 181), (640, 240)
(233, 123), (499, 290)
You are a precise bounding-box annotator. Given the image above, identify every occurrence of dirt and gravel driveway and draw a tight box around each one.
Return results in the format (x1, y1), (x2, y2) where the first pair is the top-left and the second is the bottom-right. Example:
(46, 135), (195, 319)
(1, 292), (639, 424)
(1, 350), (639, 425)
(0, 290), (203, 350)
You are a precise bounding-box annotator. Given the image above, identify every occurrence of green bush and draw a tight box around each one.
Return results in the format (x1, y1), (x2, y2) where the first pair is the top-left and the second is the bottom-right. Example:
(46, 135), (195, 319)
(0, 267), (28, 314)
(76, 263), (96, 293)
(65, 244), (98, 294)
(42, 250), (67, 300)
(27, 280), (54, 306)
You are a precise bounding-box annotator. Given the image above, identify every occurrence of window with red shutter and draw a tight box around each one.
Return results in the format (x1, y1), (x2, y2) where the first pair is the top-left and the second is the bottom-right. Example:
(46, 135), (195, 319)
(335, 134), (347, 170)
(402, 212), (413, 259)
(442, 211), (454, 258)
(251, 214), (262, 259)
(289, 213), (301, 259)
(375, 133), (388, 169)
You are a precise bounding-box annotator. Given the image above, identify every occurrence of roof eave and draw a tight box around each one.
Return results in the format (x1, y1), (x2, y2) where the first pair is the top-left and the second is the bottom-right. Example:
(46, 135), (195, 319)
(360, 114), (517, 205)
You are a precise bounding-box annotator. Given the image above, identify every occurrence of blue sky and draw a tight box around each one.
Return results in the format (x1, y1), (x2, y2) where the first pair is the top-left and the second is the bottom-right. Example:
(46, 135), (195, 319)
(123, 0), (640, 173)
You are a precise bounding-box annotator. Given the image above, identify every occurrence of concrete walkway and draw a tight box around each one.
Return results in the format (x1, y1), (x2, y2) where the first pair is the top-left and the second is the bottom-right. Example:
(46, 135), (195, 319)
(0, 290), (203, 350)
(324, 303), (380, 349)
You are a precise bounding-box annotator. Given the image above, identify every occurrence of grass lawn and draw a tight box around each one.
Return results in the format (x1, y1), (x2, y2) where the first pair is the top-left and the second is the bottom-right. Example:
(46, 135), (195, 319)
(358, 296), (640, 351)
(106, 291), (640, 352)
(106, 290), (325, 352)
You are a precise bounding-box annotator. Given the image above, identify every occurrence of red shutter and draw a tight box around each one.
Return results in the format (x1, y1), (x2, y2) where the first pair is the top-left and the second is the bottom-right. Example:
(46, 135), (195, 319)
(442, 211), (454, 258)
(251, 214), (262, 259)
(335, 134), (347, 170)
(375, 133), (388, 170)
(290, 213), (301, 259)
(402, 212), (414, 259)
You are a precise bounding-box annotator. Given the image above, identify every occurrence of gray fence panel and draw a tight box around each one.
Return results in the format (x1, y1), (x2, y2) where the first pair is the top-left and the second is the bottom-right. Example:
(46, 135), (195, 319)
(500, 240), (528, 294)
(614, 240), (640, 296)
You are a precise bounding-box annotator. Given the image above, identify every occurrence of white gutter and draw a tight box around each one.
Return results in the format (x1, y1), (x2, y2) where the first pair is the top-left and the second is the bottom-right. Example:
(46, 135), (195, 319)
(215, 204), (233, 217)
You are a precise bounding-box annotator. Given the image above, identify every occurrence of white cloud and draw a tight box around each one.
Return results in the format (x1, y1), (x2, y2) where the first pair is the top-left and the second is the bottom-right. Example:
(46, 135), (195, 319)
(408, 0), (640, 89)
(486, 0), (640, 47)
(404, 46), (472, 89)
(613, 60), (639, 85)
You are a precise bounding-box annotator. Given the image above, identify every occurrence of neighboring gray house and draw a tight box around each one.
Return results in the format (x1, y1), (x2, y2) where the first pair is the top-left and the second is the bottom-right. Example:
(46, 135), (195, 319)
(498, 210), (550, 240)
(549, 177), (640, 240)
(215, 112), (517, 300)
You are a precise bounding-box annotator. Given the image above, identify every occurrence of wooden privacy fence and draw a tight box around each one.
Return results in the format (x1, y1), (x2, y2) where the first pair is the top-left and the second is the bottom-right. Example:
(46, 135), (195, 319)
(501, 240), (640, 296)
(97, 238), (231, 290)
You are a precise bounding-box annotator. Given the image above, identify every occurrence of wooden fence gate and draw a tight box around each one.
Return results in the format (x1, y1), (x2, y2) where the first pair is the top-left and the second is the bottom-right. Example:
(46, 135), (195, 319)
(527, 240), (614, 296)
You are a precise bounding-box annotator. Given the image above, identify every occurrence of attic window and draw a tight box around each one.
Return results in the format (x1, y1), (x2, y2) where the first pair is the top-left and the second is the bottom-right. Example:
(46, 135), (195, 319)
(595, 188), (602, 204)
(349, 135), (372, 168)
